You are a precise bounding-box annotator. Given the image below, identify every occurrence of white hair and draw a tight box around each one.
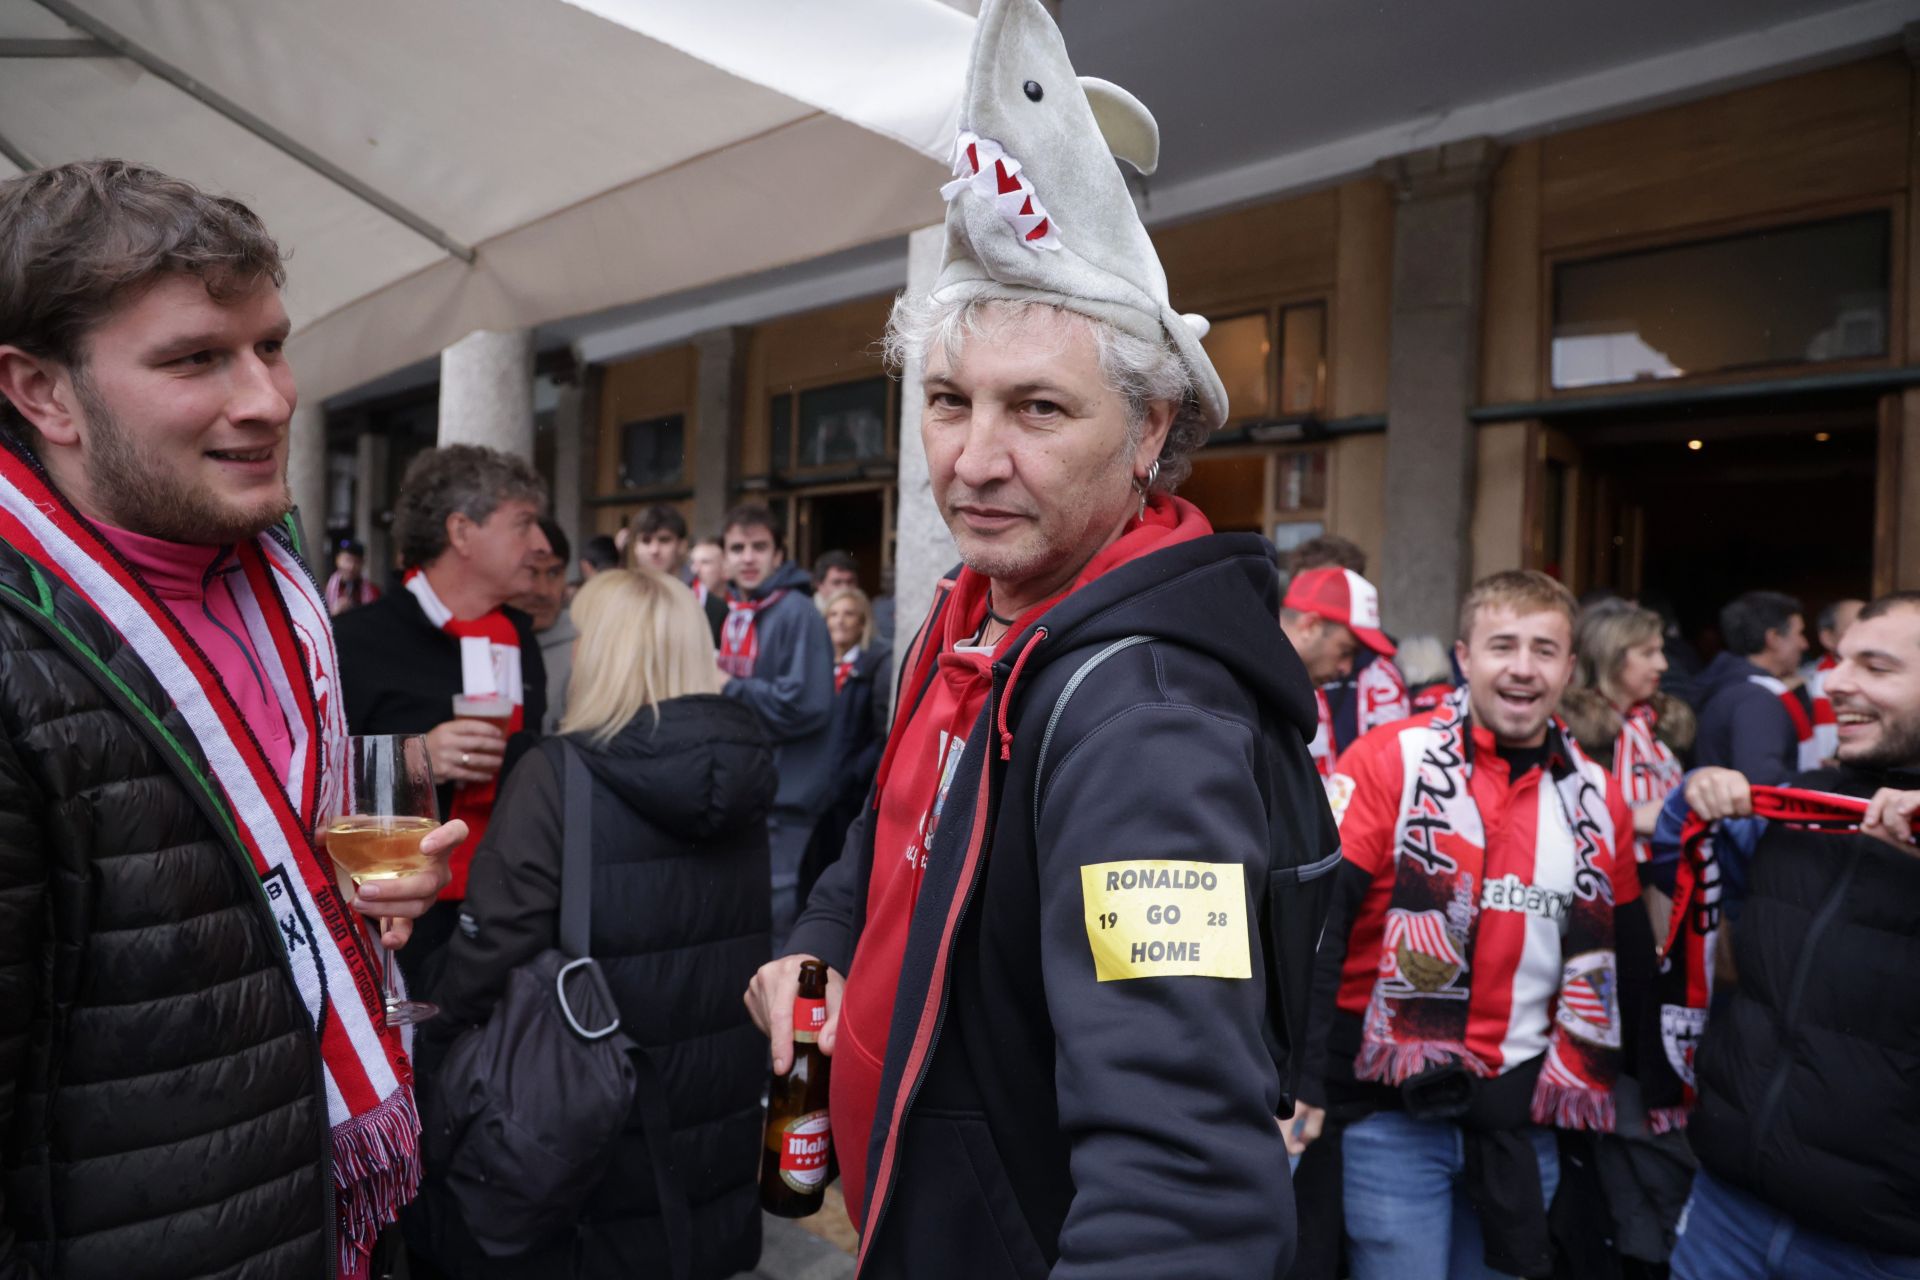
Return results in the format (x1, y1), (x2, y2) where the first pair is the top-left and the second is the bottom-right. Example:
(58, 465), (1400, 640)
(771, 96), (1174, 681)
(883, 292), (1210, 492)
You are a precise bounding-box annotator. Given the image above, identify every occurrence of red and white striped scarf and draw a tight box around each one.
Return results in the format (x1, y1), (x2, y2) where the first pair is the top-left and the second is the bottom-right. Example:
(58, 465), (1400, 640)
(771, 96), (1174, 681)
(718, 586), (788, 678)
(0, 440), (417, 1274)
(402, 570), (521, 899)
(1613, 702), (1684, 863)
(1362, 686), (1627, 1131)
(1657, 786), (1864, 1123)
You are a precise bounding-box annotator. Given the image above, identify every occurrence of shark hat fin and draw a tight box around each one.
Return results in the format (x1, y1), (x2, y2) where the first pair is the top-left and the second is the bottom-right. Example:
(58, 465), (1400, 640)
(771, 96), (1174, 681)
(1079, 76), (1159, 176)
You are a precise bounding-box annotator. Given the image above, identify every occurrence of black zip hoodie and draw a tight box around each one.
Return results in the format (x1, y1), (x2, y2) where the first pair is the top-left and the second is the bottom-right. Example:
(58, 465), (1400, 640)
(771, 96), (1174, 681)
(791, 531), (1333, 1280)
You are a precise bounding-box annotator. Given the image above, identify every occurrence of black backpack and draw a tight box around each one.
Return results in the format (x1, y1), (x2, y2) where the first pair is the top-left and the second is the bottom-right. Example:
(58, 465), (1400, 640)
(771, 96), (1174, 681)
(427, 739), (692, 1274)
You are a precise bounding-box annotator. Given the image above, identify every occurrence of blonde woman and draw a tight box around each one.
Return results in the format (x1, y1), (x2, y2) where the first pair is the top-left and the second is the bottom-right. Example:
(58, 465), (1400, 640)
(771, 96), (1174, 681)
(421, 568), (775, 1280)
(1561, 599), (1696, 864)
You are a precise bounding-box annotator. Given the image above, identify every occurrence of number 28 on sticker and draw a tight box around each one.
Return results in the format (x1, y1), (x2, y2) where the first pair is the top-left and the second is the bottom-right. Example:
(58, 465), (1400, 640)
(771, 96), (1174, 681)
(1079, 859), (1251, 982)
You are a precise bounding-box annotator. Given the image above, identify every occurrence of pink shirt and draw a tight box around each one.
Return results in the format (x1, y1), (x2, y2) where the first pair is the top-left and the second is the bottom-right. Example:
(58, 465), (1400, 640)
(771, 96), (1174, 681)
(97, 524), (295, 786)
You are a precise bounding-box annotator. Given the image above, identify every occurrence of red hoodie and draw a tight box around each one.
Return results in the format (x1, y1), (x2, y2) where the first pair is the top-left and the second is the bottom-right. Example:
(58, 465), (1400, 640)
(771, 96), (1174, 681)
(831, 495), (1212, 1226)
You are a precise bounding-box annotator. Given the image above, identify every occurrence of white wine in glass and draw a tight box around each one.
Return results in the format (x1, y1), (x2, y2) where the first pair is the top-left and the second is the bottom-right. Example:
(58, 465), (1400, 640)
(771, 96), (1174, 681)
(326, 734), (444, 1027)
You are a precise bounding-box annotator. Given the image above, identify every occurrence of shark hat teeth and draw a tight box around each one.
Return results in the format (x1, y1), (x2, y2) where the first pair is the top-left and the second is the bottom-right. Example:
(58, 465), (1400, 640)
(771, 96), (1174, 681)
(931, 0), (1231, 432)
(942, 132), (1062, 251)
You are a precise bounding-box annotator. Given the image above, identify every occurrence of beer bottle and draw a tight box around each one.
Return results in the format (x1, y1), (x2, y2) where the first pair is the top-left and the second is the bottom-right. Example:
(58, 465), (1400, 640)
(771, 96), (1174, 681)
(760, 960), (833, 1217)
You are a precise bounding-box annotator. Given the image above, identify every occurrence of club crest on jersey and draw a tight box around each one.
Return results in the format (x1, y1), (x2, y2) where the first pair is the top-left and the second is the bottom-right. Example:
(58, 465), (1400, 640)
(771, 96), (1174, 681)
(1556, 950), (1620, 1048)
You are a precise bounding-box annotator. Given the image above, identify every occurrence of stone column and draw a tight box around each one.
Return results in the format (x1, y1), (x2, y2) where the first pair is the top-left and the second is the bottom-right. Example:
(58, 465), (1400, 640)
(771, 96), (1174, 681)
(691, 328), (747, 540)
(550, 379), (587, 557)
(354, 430), (392, 579)
(1376, 139), (1501, 641)
(892, 224), (958, 656)
(438, 328), (535, 458)
(286, 401), (329, 563)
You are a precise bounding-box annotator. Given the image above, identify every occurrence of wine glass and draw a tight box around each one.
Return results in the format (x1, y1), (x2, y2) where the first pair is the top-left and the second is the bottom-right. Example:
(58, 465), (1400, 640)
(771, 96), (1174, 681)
(324, 734), (443, 1026)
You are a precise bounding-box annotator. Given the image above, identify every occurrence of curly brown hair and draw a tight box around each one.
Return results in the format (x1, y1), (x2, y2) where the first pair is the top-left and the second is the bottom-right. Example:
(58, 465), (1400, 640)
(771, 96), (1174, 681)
(0, 160), (286, 430)
(393, 445), (547, 570)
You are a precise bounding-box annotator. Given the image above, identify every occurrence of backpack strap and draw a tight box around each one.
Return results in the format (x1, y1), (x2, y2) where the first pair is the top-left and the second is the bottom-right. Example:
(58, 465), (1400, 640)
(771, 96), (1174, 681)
(552, 737), (692, 1279)
(1031, 634), (1153, 844)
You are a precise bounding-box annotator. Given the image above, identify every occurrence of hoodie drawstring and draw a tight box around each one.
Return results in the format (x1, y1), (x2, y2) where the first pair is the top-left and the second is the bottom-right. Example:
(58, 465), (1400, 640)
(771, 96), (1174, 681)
(998, 627), (1048, 760)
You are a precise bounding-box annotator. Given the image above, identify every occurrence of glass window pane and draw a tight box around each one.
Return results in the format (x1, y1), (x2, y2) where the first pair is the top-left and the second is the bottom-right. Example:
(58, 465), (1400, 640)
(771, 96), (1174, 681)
(1279, 304), (1326, 416)
(1551, 212), (1889, 390)
(1201, 312), (1271, 420)
(1272, 448), (1328, 514)
(617, 414), (684, 489)
(797, 378), (889, 468)
(769, 393), (793, 472)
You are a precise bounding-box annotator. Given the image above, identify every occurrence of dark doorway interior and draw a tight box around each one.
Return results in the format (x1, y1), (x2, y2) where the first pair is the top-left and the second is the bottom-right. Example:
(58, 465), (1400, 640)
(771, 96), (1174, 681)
(799, 488), (887, 595)
(1579, 404), (1876, 654)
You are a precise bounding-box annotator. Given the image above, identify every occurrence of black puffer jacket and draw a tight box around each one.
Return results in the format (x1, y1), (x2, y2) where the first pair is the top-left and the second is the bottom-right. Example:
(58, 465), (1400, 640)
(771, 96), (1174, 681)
(1689, 764), (1920, 1254)
(0, 539), (331, 1279)
(419, 695), (775, 1279)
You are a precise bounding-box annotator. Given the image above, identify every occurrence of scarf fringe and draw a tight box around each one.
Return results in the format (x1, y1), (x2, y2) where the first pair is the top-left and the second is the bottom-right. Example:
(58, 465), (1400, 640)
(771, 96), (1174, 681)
(1646, 1105), (1691, 1136)
(1530, 1079), (1616, 1132)
(1355, 1039), (1484, 1085)
(333, 1087), (424, 1275)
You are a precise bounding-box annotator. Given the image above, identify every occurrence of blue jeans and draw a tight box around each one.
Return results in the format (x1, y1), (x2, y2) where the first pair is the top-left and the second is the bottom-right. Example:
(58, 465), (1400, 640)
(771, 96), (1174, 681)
(1671, 1171), (1920, 1280)
(1342, 1109), (1560, 1280)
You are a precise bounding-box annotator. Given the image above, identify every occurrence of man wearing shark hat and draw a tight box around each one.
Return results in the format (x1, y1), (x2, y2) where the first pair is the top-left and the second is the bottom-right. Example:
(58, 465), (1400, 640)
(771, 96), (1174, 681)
(745, 2), (1335, 1275)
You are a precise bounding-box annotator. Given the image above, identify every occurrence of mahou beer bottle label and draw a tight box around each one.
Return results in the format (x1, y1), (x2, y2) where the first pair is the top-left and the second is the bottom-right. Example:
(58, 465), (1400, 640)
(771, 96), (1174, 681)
(778, 1110), (832, 1192)
(792, 995), (828, 1044)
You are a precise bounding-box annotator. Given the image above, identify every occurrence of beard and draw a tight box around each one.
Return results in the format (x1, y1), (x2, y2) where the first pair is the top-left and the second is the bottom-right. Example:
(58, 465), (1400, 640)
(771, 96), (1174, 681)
(78, 377), (290, 545)
(1835, 699), (1920, 772)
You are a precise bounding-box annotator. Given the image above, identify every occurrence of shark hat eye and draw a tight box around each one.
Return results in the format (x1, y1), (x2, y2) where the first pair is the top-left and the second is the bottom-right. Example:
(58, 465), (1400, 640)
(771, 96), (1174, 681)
(1023, 80), (1044, 102)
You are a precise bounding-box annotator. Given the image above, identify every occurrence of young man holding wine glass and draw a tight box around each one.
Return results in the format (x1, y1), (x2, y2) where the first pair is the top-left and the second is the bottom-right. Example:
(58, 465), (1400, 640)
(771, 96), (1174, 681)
(0, 161), (459, 1279)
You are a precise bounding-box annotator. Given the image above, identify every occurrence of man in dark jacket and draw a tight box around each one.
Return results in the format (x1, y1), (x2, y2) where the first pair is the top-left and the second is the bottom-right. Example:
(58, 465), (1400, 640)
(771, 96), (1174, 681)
(0, 160), (454, 1279)
(1656, 591), (1920, 1279)
(334, 445), (550, 980)
(745, 4), (1324, 1273)
(1691, 591), (1807, 785)
(717, 502), (834, 947)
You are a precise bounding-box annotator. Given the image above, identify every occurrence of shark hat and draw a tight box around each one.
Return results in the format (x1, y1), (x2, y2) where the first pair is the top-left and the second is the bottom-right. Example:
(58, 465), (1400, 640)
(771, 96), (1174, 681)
(933, 0), (1230, 431)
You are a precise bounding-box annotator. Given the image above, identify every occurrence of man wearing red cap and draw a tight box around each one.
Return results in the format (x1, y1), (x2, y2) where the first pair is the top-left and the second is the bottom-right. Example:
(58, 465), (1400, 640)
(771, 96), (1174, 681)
(1282, 566), (1399, 781)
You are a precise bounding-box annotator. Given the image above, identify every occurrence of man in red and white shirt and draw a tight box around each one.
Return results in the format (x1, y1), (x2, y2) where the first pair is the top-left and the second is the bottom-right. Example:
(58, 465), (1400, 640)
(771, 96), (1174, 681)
(1291, 571), (1655, 1280)
(1279, 565), (1398, 780)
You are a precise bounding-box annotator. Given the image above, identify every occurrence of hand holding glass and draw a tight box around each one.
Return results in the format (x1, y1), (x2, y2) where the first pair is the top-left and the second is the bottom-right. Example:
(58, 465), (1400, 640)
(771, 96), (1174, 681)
(325, 734), (443, 1026)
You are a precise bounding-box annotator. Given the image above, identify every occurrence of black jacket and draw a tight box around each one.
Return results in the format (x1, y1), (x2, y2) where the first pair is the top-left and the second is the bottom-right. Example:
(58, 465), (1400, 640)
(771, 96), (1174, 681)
(1689, 764), (1920, 1254)
(332, 586), (547, 821)
(420, 696), (776, 1279)
(0, 538), (331, 1279)
(1690, 652), (1796, 785)
(791, 534), (1325, 1279)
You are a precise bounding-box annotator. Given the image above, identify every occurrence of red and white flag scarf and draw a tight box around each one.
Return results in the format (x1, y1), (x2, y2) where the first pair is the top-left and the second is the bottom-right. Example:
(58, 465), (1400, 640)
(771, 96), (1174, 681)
(1656, 786), (1865, 1120)
(1360, 686), (1628, 1132)
(1613, 702), (1684, 863)
(718, 586), (788, 678)
(0, 439), (418, 1274)
(402, 570), (522, 900)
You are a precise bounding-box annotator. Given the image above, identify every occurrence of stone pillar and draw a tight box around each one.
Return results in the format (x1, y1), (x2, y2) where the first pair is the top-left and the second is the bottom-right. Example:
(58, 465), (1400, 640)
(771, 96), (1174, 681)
(438, 328), (535, 458)
(892, 224), (959, 655)
(1376, 139), (1501, 641)
(691, 328), (747, 540)
(550, 379), (587, 558)
(287, 401), (329, 563)
(354, 431), (392, 579)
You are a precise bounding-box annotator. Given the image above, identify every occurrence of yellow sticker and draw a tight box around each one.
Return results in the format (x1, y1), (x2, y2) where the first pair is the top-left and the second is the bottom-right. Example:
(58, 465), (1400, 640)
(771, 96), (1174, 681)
(1079, 860), (1251, 982)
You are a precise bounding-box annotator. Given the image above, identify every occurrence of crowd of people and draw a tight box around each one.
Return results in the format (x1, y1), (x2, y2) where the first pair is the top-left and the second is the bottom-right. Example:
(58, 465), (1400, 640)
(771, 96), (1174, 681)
(0, 2), (1915, 1279)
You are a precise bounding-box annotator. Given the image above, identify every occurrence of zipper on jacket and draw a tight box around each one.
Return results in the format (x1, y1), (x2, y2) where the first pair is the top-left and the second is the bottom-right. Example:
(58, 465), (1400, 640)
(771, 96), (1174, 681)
(1744, 846), (1859, 1172)
(859, 665), (1010, 1271)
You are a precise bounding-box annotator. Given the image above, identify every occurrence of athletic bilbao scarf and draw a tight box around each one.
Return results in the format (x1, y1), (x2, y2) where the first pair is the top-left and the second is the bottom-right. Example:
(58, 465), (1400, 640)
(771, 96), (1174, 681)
(718, 586), (789, 678)
(0, 440), (417, 1274)
(402, 570), (521, 899)
(1654, 786), (1865, 1124)
(1615, 702), (1684, 863)
(1359, 686), (1625, 1131)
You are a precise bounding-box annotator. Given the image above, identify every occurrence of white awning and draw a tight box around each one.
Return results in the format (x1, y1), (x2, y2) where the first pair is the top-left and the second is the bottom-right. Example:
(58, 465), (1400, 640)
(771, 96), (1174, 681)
(0, 0), (971, 400)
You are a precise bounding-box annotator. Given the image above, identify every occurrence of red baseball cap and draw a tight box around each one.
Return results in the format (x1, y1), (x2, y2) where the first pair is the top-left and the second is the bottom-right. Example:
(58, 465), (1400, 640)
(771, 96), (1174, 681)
(1283, 567), (1396, 657)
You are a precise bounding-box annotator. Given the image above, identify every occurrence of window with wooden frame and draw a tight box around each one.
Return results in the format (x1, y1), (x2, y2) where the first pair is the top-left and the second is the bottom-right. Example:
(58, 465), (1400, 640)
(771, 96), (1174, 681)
(616, 413), (685, 490)
(1199, 300), (1328, 423)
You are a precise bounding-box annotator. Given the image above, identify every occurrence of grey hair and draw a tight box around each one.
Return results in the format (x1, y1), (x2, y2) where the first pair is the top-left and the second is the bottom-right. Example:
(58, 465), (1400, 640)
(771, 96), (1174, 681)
(883, 292), (1209, 492)
(393, 444), (547, 570)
